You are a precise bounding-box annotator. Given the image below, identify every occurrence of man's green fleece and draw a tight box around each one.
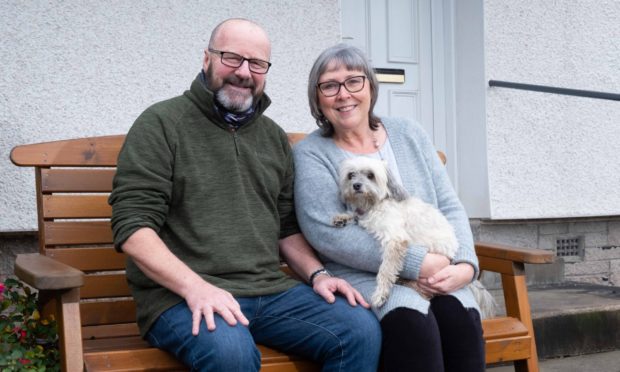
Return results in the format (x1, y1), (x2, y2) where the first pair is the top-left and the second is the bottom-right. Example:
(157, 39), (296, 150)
(109, 75), (299, 337)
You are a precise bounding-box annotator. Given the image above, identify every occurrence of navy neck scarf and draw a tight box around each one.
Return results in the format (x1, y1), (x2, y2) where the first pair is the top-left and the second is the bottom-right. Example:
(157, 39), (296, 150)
(200, 70), (256, 129)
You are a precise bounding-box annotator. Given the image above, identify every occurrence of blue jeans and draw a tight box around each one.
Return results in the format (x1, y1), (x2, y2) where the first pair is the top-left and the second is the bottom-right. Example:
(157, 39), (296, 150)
(145, 284), (381, 372)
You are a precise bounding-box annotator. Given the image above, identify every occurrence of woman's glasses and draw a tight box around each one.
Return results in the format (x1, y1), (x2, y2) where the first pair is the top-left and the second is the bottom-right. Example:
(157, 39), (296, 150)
(317, 76), (366, 97)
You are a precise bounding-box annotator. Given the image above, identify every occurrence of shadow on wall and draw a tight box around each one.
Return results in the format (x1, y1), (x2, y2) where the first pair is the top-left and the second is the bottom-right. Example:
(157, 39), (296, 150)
(0, 233), (38, 280)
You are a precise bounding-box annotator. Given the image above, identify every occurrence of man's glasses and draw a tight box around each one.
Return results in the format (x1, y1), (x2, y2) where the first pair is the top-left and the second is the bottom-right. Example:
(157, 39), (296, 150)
(208, 48), (272, 74)
(317, 76), (367, 97)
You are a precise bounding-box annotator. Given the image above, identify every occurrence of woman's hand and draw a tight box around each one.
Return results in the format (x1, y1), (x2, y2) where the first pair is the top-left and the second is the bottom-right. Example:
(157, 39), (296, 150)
(418, 253), (450, 278)
(417, 262), (475, 296)
(313, 275), (370, 308)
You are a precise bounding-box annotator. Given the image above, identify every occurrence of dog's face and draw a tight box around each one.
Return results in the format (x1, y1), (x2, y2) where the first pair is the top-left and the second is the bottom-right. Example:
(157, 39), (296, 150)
(338, 157), (391, 210)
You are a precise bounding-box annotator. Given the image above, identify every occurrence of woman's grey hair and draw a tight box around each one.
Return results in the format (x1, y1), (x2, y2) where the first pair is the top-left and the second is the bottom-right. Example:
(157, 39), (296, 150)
(307, 43), (380, 137)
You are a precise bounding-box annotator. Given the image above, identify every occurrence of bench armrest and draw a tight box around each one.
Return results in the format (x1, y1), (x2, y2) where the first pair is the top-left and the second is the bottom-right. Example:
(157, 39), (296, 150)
(14, 253), (84, 290)
(15, 254), (86, 371)
(475, 241), (554, 264)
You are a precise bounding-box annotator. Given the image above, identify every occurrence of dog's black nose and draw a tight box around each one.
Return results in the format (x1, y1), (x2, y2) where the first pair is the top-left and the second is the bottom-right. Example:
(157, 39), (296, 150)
(353, 183), (362, 191)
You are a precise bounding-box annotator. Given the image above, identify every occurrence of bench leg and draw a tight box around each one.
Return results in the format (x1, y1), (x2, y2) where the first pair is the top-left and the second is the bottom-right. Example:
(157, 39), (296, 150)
(502, 265), (539, 372)
(40, 288), (84, 372)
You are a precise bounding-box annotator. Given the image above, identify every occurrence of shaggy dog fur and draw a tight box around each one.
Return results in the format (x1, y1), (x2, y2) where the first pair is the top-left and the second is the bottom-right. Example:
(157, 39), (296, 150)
(333, 156), (495, 318)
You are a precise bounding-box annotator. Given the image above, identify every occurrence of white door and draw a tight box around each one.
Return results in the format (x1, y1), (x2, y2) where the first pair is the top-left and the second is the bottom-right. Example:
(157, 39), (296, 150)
(341, 0), (435, 142)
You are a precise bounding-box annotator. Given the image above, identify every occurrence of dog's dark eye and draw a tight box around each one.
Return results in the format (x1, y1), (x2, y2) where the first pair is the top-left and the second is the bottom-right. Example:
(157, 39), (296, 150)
(367, 172), (375, 180)
(347, 172), (355, 180)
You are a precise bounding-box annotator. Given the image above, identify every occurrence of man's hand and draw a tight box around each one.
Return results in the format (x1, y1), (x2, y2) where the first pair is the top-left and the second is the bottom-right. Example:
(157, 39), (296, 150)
(417, 262), (474, 296)
(312, 275), (370, 308)
(184, 281), (249, 335)
(122, 228), (250, 336)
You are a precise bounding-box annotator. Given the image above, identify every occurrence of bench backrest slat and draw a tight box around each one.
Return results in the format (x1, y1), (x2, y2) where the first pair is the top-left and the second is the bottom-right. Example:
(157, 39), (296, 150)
(80, 301), (138, 327)
(46, 247), (124, 272)
(43, 195), (112, 218)
(81, 274), (131, 298)
(41, 169), (115, 193)
(44, 221), (113, 245)
(10, 135), (125, 167)
(81, 323), (140, 340)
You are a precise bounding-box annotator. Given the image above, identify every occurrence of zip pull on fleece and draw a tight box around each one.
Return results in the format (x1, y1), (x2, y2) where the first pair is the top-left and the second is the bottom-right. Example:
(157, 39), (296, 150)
(230, 128), (240, 156)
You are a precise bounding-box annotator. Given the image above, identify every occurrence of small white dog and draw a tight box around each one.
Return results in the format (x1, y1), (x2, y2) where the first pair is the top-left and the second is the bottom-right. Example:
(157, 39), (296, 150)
(333, 156), (495, 318)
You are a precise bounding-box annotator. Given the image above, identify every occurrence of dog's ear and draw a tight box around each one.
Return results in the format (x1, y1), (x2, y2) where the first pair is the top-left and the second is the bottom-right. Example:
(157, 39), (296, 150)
(386, 167), (409, 201)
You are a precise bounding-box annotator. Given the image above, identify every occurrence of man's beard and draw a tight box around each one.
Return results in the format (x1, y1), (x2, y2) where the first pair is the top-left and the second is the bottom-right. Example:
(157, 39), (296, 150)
(216, 85), (254, 112)
(206, 65), (262, 112)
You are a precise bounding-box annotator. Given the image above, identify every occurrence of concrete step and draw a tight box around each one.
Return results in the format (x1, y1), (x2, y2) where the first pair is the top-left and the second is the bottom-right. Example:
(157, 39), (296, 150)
(488, 349), (620, 372)
(490, 282), (620, 360)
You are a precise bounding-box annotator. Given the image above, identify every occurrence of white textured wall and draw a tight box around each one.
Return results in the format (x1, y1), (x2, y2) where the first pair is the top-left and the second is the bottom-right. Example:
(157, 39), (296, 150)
(484, 0), (620, 219)
(0, 0), (339, 231)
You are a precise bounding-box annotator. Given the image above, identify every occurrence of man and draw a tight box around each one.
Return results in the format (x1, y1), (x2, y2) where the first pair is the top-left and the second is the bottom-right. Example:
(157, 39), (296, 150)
(109, 18), (381, 371)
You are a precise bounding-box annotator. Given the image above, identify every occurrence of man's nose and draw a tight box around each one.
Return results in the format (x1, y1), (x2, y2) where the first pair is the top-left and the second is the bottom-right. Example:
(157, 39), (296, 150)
(234, 60), (252, 78)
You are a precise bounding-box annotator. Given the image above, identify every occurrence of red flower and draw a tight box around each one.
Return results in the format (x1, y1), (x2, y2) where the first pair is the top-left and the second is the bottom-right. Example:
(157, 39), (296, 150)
(19, 358), (31, 365)
(12, 326), (27, 342)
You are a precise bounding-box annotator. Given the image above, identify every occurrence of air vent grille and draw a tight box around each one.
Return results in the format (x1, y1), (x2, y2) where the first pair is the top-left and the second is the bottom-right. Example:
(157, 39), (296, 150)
(556, 237), (583, 257)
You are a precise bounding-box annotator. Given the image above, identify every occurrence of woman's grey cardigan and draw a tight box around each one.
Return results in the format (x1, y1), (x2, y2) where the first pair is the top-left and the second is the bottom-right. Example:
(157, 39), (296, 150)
(293, 117), (480, 319)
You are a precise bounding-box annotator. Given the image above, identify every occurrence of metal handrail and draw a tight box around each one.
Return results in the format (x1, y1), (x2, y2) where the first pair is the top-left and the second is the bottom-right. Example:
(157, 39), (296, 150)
(488, 80), (620, 101)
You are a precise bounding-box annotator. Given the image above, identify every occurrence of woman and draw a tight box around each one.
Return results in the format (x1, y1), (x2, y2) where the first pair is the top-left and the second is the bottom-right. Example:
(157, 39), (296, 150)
(293, 43), (485, 372)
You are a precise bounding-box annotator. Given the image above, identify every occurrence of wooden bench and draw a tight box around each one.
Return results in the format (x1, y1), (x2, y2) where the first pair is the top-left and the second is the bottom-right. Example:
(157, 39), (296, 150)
(10, 134), (554, 372)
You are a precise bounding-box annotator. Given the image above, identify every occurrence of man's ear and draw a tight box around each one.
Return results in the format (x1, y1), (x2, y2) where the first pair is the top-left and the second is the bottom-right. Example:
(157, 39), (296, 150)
(202, 49), (211, 70)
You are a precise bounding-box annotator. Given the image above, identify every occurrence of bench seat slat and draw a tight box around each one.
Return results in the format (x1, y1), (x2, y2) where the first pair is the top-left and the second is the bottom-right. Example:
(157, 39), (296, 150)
(83, 342), (318, 372)
(260, 361), (323, 372)
(485, 335), (532, 365)
(481, 317), (528, 340)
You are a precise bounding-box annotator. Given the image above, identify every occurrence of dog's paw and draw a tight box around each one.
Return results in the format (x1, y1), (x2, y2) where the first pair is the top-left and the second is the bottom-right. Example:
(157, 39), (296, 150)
(370, 292), (388, 307)
(332, 214), (352, 228)
(371, 290), (388, 308)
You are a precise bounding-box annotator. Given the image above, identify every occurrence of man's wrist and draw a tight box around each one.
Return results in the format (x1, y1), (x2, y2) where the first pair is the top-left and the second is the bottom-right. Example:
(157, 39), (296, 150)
(308, 268), (331, 286)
